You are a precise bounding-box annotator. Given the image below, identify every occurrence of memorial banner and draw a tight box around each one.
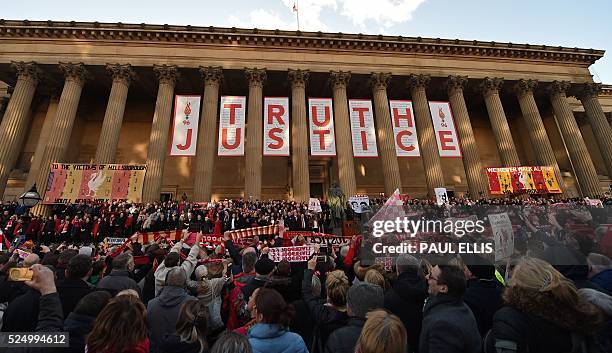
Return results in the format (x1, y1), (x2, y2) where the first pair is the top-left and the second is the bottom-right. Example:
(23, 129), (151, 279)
(489, 213), (514, 261)
(42, 164), (146, 204)
(268, 245), (316, 262)
(308, 98), (336, 156)
(389, 100), (420, 156)
(218, 96), (246, 156)
(264, 97), (290, 156)
(486, 166), (561, 194)
(348, 99), (378, 157)
(428, 102), (461, 157)
(308, 198), (322, 213)
(349, 195), (370, 213)
(170, 95), (201, 156)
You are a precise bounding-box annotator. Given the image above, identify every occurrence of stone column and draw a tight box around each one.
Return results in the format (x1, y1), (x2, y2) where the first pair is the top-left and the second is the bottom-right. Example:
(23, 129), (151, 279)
(33, 63), (87, 215)
(288, 69), (310, 202)
(515, 79), (566, 194)
(480, 77), (521, 166)
(407, 74), (444, 196)
(577, 83), (612, 179)
(244, 68), (266, 200)
(548, 81), (601, 197)
(141, 65), (178, 203)
(370, 73), (402, 195)
(0, 62), (40, 197)
(25, 94), (59, 191)
(330, 71), (357, 198)
(446, 75), (488, 197)
(194, 66), (222, 202)
(94, 64), (134, 164)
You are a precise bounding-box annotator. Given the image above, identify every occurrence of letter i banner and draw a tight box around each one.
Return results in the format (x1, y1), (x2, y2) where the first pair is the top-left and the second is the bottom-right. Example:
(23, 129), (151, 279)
(308, 98), (336, 156)
(170, 95), (201, 156)
(264, 97), (290, 156)
(428, 102), (461, 157)
(348, 100), (378, 157)
(218, 96), (246, 156)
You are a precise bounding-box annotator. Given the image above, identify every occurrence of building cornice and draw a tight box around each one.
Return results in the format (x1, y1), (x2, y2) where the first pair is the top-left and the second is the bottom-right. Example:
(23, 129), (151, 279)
(0, 19), (604, 66)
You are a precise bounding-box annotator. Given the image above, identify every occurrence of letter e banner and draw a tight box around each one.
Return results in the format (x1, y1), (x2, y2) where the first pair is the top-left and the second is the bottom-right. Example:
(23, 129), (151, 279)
(429, 102), (461, 157)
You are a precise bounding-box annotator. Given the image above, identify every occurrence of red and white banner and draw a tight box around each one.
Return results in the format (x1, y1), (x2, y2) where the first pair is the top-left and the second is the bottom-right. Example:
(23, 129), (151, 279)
(268, 245), (316, 262)
(264, 97), (290, 156)
(348, 100), (378, 157)
(170, 95), (201, 156)
(389, 100), (420, 157)
(429, 102), (461, 157)
(218, 96), (246, 156)
(226, 224), (280, 241)
(308, 98), (336, 156)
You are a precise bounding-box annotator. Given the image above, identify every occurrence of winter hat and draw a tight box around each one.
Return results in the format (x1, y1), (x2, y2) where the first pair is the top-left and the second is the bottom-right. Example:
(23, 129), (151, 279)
(255, 257), (275, 275)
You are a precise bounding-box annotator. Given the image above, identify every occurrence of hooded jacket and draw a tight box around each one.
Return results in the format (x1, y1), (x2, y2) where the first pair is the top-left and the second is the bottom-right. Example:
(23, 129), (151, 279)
(154, 241), (200, 296)
(248, 323), (308, 353)
(147, 286), (196, 353)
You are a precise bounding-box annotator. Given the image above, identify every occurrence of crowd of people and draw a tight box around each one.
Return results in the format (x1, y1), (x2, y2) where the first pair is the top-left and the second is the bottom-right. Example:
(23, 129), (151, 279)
(0, 195), (610, 353)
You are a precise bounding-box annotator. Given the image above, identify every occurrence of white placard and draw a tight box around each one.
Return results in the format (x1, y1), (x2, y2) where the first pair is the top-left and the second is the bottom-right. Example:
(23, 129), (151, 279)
(308, 198), (322, 213)
(218, 96), (246, 156)
(389, 100), (420, 157)
(348, 100), (378, 157)
(268, 245), (316, 262)
(434, 187), (448, 205)
(308, 98), (336, 156)
(429, 102), (462, 157)
(349, 195), (370, 213)
(264, 97), (290, 156)
(490, 213), (514, 261)
(170, 95), (201, 156)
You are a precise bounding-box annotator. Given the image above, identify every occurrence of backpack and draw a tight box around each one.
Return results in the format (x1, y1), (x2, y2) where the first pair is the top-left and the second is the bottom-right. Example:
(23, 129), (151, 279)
(221, 275), (250, 330)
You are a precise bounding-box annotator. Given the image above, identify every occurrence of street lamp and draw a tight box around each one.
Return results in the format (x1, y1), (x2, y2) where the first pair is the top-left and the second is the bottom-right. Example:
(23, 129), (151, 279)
(17, 184), (42, 208)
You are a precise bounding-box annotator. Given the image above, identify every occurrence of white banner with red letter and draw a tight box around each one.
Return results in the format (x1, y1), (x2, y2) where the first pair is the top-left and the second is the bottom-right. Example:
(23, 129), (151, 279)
(389, 100), (420, 157)
(218, 96), (246, 156)
(264, 97), (290, 156)
(308, 98), (336, 156)
(348, 100), (378, 157)
(170, 95), (201, 156)
(428, 102), (461, 157)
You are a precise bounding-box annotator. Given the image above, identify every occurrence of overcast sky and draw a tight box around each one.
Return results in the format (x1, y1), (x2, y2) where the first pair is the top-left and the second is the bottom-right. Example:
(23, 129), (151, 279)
(4, 0), (611, 83)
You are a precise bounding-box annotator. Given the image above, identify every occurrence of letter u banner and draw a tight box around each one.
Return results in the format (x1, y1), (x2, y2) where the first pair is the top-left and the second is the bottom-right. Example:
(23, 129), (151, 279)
(308, 98), (336, 156)
(218, 96), (246, 156)
(170, 95), (201, 156)
(264, 97), (290, 156)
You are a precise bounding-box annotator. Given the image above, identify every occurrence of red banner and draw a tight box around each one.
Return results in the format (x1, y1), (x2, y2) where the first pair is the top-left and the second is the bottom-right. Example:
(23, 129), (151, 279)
(486, 166), (561, 194)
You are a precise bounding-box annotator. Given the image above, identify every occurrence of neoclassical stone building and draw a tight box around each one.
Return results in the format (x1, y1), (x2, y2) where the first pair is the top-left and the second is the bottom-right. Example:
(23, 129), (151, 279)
(0, 19), (610, 206)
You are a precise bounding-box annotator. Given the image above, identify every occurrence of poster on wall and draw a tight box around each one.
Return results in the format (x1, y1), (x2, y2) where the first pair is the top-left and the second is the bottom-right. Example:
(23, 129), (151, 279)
(170, 95), (201, 156)
(308, 98), (336, 156)
(428, 102), (461, 157)
(388, 100), (420, 157)
(348, 100), (378, 157)
(218, 96), (246, 156)
(486, 166), (562, 194)
(263, 97), (290, 156)
(42, 164), (147, 204)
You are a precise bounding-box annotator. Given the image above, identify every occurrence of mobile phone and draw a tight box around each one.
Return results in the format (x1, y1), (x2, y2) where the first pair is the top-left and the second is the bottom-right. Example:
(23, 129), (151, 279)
(8, 268), (33, 281)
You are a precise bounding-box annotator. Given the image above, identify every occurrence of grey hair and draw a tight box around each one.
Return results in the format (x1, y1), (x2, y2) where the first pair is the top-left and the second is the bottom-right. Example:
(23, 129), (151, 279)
(166, 267), (187, 287)
(396, 254), (420, 274)
(194, 265), (208, 280)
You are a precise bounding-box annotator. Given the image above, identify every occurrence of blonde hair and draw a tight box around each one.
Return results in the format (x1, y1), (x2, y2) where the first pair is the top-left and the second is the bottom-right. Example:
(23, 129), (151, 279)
(325, 270), (349, 308)
(509, 257), (577, 301)
(364, 269), (387, 291)
(355, 310), (407, 353)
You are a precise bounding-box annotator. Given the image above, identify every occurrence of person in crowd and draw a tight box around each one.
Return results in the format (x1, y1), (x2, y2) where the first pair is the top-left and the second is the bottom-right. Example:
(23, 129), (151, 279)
(160, 299), (210, 353)
(325, 282), (384, 353)
(154, 232), (202, 296)
(210, 331), (253, 353)
(55, 249), (78, 282)
(363, 269), (388, 292)
(588, 252), (612, 292)
(354, 310), (407, 353)
(461, 253), (504, 337)
(64, 291), (112, 353)
(148, 267), (197, 353)
(188, 262), (230, 336)
(485, 257), (605, 353)
(97, 252), (141, 296)
(420, 263), (482, 353)
(86, 294), (150, 353)
(290, 272), (320, 352)
(384, 253), (427, 353)
(247, 288), (308, 353)
(242, 255), (275, 302)
(56, 254), (94, 317)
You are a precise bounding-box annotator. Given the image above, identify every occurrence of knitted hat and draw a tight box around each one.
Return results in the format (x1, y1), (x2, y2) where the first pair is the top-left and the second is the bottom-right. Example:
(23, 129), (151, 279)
(347, 282), (384, 318)
(255, 257), (275, 275)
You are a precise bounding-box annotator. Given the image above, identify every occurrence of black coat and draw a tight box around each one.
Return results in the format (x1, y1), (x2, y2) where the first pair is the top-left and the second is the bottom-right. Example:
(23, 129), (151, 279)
(160, 334), (207, 353)
(324, 317), (365, 353)
(463, 278), (503, 337)
(384, 271), (427, 353)
(64, 312), (95, 353)
(2, 287), (40, 332)
(56, 277), (94, 318)
(419, 294), (482, 353)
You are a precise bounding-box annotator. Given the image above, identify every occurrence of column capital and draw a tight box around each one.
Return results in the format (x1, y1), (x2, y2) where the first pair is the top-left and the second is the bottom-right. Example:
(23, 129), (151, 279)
(547, 80), (571, 97)
(199, 66), (223, 86)
(288, 69), (309, 89)
(479, 77), (504, 96)
(106, 63), (135, 85)
(153, 65), (179, 85)
(514, 79), (538, 96)
(370, 72), (391, 91)
(445, 75), (468, 94)
(330, 71), (351, 90)
(406, 74), (430, 90)
(59, 62), (88, 83)
(577, 82), (601, 100)
(11, 61), (41, 83)
(244, 68), (267, 88)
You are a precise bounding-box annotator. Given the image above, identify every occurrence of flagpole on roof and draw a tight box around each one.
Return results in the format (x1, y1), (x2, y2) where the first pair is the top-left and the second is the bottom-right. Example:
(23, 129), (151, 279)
(293, 0), (300, 31)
